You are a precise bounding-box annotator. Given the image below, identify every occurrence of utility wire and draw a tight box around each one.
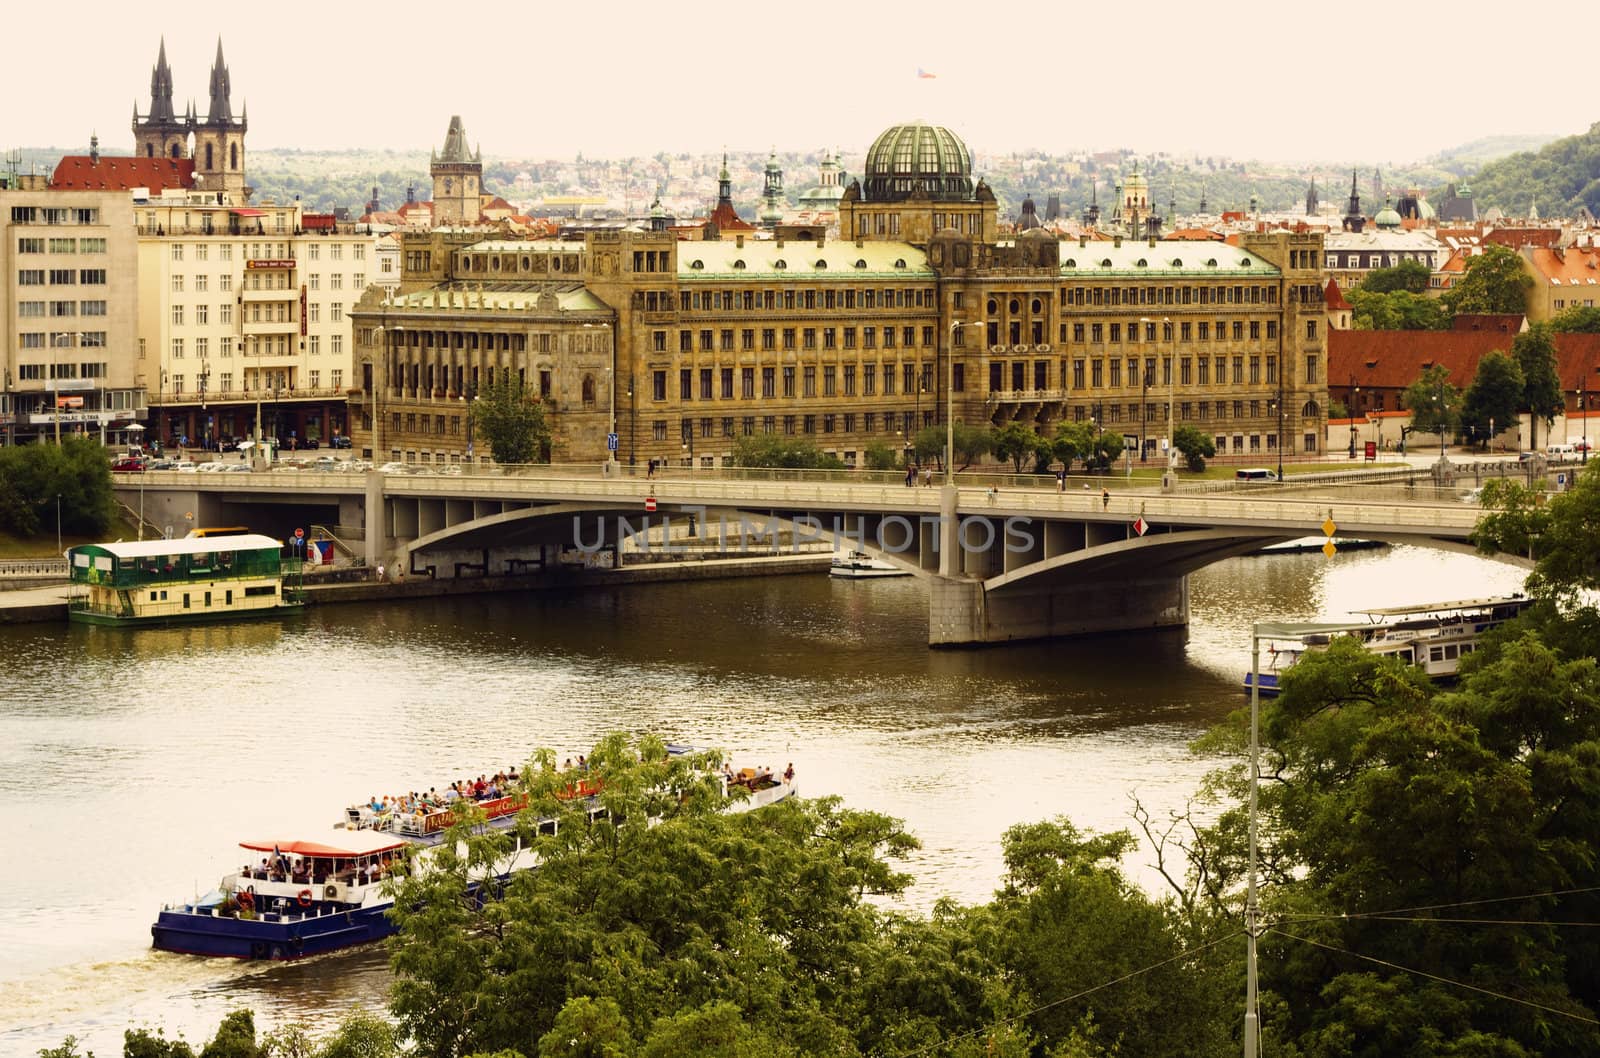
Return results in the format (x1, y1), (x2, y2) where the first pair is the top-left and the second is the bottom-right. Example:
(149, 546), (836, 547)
(891, 930), (1241, 1058)
(1276, 883), (1600, 923)
(1270, 927), (1600, 1026)
(1317, 914), (1600, 928)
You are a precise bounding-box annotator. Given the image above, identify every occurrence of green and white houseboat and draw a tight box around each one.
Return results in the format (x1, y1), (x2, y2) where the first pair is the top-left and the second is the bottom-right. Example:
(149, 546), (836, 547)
(67, 534), (304, 626)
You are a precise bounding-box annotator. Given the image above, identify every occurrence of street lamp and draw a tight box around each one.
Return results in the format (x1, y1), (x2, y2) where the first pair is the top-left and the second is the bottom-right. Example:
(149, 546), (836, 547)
(1432, 380), (1449, 463)
(947, 321), (984, 484)
(1348, 375), (1359, 459)
(584, 321), (617, 470)
(1139, 317), (1173, 469)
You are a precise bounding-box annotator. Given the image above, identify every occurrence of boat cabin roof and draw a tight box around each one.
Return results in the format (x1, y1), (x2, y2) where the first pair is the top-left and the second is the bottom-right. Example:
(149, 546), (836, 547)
(69, 534), (283, 561)
(1353, 595), (1529, 618)
(241, 832), (406, 858)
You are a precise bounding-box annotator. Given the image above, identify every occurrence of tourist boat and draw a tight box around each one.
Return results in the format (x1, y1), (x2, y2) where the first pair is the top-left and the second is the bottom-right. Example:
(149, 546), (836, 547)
(150, 752), (795, 960)
(1242, 595), (1533, 696)
(66, 534), (303, 626)
(829, 549), (909, 579)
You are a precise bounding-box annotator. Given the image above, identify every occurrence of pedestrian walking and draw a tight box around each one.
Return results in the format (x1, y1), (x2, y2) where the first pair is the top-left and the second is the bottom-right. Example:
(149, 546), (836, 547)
(905, 463), (916, 487)
(1056, 469), (1066, 492)
(922, 467), (933, 487)
(1101, 488), (1110, 511)
(376, 562), (386, 582)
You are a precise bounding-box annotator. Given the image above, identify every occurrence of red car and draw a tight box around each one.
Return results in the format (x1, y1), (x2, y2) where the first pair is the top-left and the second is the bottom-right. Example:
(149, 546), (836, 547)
(111, 457), (148, 473)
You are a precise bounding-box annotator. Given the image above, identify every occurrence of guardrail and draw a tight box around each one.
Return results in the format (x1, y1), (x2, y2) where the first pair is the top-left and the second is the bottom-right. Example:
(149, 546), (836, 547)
(0, 559), (68, 576)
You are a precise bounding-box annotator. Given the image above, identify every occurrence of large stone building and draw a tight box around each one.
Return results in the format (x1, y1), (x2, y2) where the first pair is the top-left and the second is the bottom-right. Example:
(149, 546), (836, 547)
(350, 120), (1329, 467)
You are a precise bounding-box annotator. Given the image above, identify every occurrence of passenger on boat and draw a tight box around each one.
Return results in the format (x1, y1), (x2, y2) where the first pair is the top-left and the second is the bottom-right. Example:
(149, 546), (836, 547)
(783, 763), (795, 784)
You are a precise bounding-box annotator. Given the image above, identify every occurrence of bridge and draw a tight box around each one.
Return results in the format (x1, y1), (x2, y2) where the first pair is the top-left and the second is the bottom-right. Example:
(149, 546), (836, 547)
(118, 467), (1503, 646)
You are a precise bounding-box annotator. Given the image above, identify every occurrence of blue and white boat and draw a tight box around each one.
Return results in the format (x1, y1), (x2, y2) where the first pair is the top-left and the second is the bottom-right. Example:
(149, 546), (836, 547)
(152, 756), (796, 960)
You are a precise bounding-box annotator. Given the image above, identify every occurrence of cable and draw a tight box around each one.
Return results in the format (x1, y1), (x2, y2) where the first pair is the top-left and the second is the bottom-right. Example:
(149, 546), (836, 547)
(890, 930), (1242, 1058)
(1325, 915), (1600, 928)
(1270, 927), (1600, 1026)
(1276, 883), (1600, 923)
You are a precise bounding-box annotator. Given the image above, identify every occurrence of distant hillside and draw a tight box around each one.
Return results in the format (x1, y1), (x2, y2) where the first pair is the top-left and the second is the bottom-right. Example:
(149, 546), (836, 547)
(1427, 133), (1563, 174)
(1464, 123), (1600, 217)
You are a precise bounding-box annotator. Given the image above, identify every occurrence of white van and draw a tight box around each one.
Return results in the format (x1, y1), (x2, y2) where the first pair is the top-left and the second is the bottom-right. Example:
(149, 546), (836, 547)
(1235, 468), (1278, 481)
(1546, 443), (1577, 458)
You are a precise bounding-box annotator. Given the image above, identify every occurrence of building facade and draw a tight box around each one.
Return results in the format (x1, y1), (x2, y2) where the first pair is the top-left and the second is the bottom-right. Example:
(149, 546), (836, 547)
(349, 121), (1329, 467)
(1, 182), (143, 445)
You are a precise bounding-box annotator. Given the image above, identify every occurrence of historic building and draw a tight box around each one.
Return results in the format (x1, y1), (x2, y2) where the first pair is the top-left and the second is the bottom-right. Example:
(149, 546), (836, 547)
(350, 120), (1329, 467)
(132, 38), (249, 199)
(430, 116), (482, 227)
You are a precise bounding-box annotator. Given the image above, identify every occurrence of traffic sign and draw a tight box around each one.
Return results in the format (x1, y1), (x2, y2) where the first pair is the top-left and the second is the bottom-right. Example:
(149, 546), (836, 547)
(644, 496), (657, 513)
(607, 432), (619, 452)
(294, 527), (304, 539)
(1132, 516), (1148, 537)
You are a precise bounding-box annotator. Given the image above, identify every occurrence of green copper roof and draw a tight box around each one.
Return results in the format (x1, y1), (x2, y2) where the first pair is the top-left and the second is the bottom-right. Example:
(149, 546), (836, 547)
(679, 240), (932, 279)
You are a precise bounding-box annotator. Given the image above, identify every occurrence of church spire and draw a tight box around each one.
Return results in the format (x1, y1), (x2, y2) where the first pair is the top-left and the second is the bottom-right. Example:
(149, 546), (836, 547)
(207, 38), (233, 124)
(146, 37), (176, 124)
(717, 152), (732, 206)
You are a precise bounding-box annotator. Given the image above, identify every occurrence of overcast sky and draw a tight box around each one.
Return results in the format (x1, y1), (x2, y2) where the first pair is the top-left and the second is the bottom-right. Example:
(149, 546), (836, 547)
(13, 0), (1594, 166)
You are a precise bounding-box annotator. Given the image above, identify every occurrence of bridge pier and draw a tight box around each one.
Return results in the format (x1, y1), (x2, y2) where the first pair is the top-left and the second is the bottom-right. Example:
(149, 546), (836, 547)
(929, 573), (1189, 647)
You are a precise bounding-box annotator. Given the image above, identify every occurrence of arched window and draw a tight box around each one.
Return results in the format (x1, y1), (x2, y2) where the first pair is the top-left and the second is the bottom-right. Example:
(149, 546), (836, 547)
(230, 143), (238, 170)
(774, 259), (787, 269)
(893, 258), (907, 269)
(814, 259), (827, 269)
(854, 259), (866, 269)
(689, 259), (704, 270)
(1171, 259), (1183, 267)
(1240, 258), (1253, 268)
(205, 144), (213, 169)
(146, 143), (154, 158)
(1008, 298), (1020, 314)
(1031, 298), (1042, 313)
(1100, 259), (1113, 268)
(987, 298), (998, 314)
(1136, 259), (1148, 268)
(170, 143), (180, 159)
(1301, 400), (1320, 418)
(1063, 258), (1076, 268)
(733, 259), (746, 269)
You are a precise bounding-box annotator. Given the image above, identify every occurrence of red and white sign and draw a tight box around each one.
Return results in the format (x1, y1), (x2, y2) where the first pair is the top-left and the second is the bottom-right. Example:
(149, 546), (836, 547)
(245, 259), (297, 270)
(294, 527), (304, 539)
(1132, 516), (1149, 537)
(55, 395), (83, 408)
(644, 496), (657, 513)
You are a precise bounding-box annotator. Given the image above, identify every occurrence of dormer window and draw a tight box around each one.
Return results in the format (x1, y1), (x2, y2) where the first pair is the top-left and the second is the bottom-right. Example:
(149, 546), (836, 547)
(689, 259), (704, 270)
(854, 259), (867, 269)
(732, 259), (746, 269)
(893, 258), (907, 269)
(814, 259), (827, 269)
(1100, 258), (1112, 268)
(774, 259), (787, 269)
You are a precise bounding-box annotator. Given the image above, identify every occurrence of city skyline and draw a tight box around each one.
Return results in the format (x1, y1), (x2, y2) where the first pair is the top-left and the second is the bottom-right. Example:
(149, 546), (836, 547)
(11, 0), (1595, 167)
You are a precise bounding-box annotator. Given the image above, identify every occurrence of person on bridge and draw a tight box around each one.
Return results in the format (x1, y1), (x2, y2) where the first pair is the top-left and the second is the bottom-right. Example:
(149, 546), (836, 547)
(1057, 469), (1066, 492)
(904, 464), (916, 487)
(1101, 488), (1110, 511)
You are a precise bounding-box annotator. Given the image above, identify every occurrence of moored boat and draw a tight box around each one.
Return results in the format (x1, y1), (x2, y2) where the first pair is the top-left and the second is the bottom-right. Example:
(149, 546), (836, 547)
(67, 534), (303, 626)
(829, 550), (908, 579)
(1241, 595), (1532, 696)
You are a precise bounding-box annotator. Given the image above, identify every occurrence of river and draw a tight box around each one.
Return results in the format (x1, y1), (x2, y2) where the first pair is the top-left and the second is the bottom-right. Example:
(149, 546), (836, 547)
(0, 543), (1527, 1055)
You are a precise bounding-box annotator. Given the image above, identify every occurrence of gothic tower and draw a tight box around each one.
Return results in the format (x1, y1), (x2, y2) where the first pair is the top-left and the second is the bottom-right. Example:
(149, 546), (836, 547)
(192, 39), (249, 198)
(1342, 169), (1366, 233)
(431, 116), (483, 226)
(132, 38), (192, 160)
(759, 150), (785, 228)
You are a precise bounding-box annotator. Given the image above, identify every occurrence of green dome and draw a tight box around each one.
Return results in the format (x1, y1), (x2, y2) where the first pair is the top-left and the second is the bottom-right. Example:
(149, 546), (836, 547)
(1374, 196), (1402, 230)
(862, 120), (973, 202)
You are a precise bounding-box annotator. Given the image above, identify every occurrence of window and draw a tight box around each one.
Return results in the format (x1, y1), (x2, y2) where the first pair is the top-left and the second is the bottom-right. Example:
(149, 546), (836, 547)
(171, 305), (184, 326)
(1306, 319), (1318, 340)
(331, 304), (343, 322)
(803, 366), (817, 397)
(220, 273), (232, 292)
(309, 335), (321, 355)
(783, 366), (796, 397)
(196, 304), (209, 325)
(652, 370), (667, 401)
(1304, 354), (1319, 383)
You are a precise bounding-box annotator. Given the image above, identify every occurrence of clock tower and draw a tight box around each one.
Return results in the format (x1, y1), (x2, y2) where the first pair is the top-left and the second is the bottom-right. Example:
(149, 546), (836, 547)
(431, 115), (482, 226)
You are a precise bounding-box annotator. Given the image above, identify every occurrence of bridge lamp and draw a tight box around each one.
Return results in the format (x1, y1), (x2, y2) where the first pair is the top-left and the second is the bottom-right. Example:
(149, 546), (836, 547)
(947, 321), (985, 485)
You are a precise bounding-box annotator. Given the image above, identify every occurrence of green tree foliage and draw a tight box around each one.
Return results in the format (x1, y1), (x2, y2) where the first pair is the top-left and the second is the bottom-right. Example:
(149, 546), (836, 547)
(536, 997), (634, 1058)
(912, 424), (992, 471)
(1348, 289), (1450, 331)
(197, 1011), (260, 1058)
(1051, 421), (1096, 471)
(1462, 121), (1600, 218)
(992, 422), (1049, 473)
(1512, 324), (1565, 450)
(0, 437), (117, 538)
(1358, 260), (1432, 295)
(1475, 463), (1600, 603)
(1549, 305), (1600, 333)
(729, 435), (845, 469)
(386, 733), (922, 1058)
(1462, 350), (1525, 444)
(1442, 244), (1534, 316)
(861, 441), (899, 470)
(473, 375), (551, 466)
(1171, 425), (1216, 472)
(638, 1001), (796, 1058)
(1402, 364), (1463, 440)
(124, 1028), (195, 1058)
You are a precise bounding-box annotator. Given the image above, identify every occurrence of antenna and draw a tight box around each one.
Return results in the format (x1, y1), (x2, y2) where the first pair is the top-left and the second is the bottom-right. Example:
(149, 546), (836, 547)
(3, 149), (20, 187)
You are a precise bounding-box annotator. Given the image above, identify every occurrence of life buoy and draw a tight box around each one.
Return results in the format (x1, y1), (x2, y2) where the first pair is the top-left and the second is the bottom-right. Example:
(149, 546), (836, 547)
(297, 889), (313, 907)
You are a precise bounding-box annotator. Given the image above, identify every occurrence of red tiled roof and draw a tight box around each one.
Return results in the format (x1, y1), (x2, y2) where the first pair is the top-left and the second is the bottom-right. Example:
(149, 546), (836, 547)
(50, 154), (194, 191)
(1450, 314), (1524, 333)
(1331, 329), (1600, 393)
(1324, 278), (1351, 311)
(480, 195), (514, 211)
(1526, 246), (1600, 286)
(1485, 227), (1561, 249)
(707, 200), (754, 232)
(1167, 227), (1224, 241)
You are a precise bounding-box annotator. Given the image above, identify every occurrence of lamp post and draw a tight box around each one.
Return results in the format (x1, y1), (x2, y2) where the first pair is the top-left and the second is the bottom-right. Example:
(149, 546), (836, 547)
(585, 321), (616, 470)
(1432, 379), (1449, 463)
(55, 493), (61, 555)
(628, 372), (637, 467)
(1348, 375), (1359, 459)
(1140, 317), (1173, 468)
(947, 321), (984, 484)
(462, 381), (478, 466)
(1139, 359), (1151, 462)
(682, 421), (694, 468)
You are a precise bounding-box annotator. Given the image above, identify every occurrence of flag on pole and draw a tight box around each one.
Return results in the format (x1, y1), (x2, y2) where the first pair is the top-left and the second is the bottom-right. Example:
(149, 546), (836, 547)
(917, 67), (937, 79)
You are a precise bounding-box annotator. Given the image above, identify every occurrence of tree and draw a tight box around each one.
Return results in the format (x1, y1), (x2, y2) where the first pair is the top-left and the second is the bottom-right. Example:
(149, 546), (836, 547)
(992, 422), (1048, 473)
(386, 733), (921, 1058)
(1348, 289), (1450, 331)
(729, 435), (845, 469)
(473, 374), (551, 466)
(861, 441), (898, 470)
(1475, 462), (1600, 602)
(1549, 305), (1600, 333)
(1171, 425), (1216, 472)
(1513, 323), (1565, 450)
(1051, 421), (1096, 471)
(0, 437), (116, 538)
(1358, 260), (1432, 294)
(1443, 244), (1533, 316)
(1461, 350), (1525, 445)
(913, 424), (992, 471)
(1401, 364), (1463, 446)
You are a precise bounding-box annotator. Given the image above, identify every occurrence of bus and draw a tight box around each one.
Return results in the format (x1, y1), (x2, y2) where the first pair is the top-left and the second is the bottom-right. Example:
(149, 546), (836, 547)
(186, 526), (254, 539)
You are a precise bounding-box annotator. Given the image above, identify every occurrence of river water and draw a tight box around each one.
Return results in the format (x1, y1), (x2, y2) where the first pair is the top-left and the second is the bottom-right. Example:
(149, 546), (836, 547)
(0, 544), (1527, 1055)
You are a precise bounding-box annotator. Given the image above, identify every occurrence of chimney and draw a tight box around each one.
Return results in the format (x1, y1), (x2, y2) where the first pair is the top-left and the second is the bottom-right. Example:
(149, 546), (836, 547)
(1113, 236), (1122, 248)
(1079, 235), (1087, 249)
(816, 235), (825, 248)
(735, 234), (744, 248)
(855, 239), (864, 248)
(1149, 236), (1156, 248)
(776, 238), (784, 249)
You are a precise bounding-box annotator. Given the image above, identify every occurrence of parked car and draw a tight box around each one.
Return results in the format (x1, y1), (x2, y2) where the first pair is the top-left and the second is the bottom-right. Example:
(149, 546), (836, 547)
(110, 457), (148, 473)
(303, 438), (320, 450)
(329, 436), (353, 450)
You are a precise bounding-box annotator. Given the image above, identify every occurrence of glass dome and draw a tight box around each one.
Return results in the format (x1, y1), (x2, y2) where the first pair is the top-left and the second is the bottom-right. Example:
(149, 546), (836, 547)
(862, 121), (974, 202)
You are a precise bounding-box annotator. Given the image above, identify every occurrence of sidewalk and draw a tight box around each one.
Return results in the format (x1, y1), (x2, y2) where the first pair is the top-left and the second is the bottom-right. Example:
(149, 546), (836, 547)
(0, 583), (73, 623)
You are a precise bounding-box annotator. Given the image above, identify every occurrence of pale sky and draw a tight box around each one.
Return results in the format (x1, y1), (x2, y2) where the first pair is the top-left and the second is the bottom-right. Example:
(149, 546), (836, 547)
(11, 0), (1593, 166)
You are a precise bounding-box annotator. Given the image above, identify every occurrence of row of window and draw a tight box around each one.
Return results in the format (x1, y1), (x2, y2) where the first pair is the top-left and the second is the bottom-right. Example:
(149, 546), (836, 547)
(1060, 284), (1280, 308)
(17, 332), (107, 348)
(167, 335), (344, 359)
(167, 242), (367, 262)
(9, 207), (100, 225)
(650, 363), (967, 402)
(17, 300), (107, 318)
(12, 361), (106, 379)
(16, 269), (107, 285)
(658, 324), (939, 354)
(15, 237), (109, 254)
(166, 272), (363, 292)
(665, 286), (939, 313)
(167, 302), (345, 326)
(165, 369), (343, 394)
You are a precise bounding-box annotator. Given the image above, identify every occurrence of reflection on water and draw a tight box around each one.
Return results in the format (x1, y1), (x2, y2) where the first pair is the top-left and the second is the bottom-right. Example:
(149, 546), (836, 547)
(0, 544), (1527, 1054)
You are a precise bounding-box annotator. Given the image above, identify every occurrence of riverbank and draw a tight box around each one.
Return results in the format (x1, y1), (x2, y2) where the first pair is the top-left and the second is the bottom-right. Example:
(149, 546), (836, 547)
(0, 552), (832, 624)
